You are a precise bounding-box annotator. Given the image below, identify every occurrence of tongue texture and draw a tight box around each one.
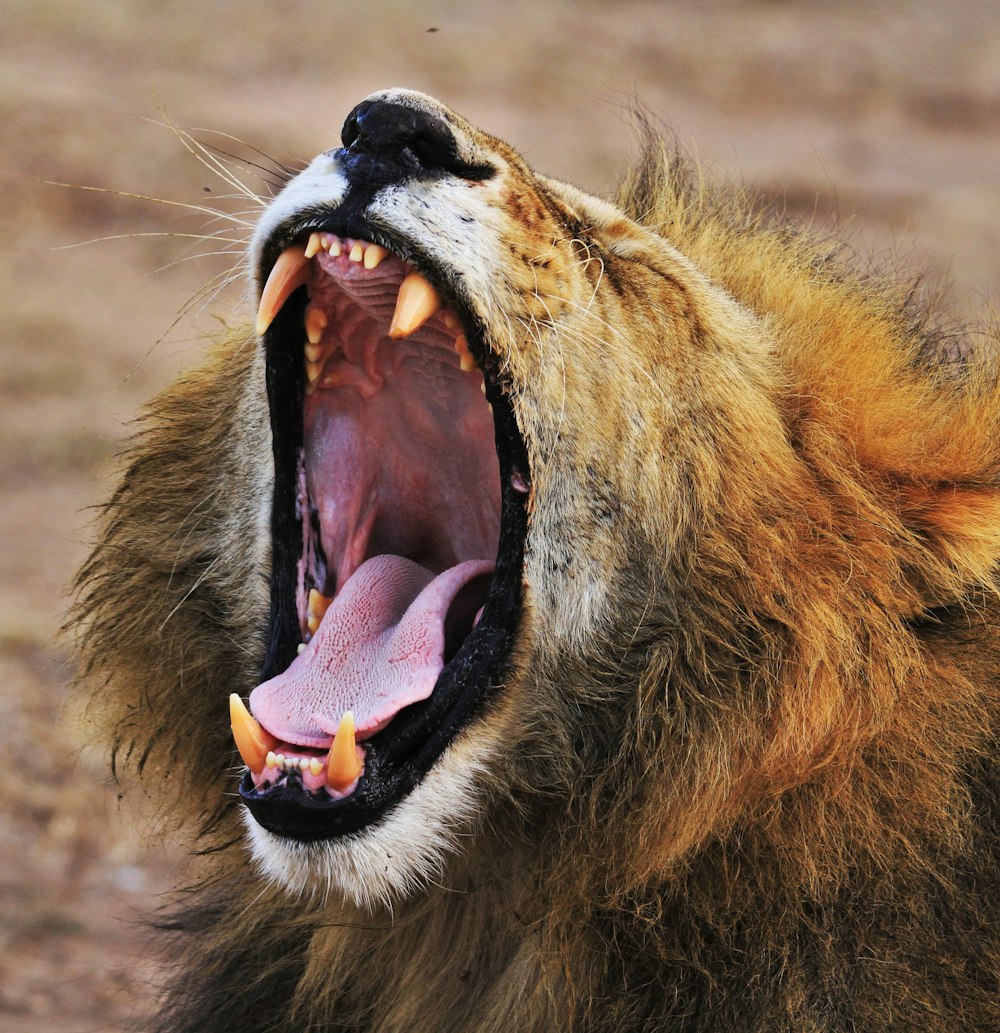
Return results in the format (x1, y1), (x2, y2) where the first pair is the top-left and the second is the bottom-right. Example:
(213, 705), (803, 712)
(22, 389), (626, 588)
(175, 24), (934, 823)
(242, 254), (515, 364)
(249, 555), (494, 746)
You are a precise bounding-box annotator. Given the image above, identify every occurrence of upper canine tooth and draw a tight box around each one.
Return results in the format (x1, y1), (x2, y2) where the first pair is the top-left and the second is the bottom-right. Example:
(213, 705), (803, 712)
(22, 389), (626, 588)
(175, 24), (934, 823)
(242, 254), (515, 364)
(229, 693), (278, 774)
(389, 272), (442, 340)
(257, 245), (311, 336)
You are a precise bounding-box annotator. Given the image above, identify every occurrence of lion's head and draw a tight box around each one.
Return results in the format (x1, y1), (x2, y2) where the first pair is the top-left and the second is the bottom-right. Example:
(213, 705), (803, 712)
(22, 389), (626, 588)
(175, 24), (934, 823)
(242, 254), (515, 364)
(74, 91), (1000, 1031)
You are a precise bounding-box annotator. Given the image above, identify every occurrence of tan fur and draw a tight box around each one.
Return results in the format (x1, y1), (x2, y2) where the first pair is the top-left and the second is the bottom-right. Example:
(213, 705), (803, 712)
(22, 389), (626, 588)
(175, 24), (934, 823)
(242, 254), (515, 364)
(73, 93), (999, 1031)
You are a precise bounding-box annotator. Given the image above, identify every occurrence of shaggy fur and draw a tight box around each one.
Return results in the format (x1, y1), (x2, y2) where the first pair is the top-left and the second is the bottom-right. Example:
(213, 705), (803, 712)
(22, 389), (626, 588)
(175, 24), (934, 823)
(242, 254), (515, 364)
(73, 93), (999, 1031)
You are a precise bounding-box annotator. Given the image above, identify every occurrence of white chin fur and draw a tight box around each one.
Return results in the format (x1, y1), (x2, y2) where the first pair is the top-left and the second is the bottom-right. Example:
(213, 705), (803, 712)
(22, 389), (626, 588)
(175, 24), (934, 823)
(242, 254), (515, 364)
(241, 733), (495, 911)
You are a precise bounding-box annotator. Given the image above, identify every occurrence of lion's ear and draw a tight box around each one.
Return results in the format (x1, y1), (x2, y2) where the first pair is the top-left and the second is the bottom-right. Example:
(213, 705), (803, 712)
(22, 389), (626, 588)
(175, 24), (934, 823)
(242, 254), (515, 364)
(788, 317), (1000, 607)
(860, 377), (1000, 603)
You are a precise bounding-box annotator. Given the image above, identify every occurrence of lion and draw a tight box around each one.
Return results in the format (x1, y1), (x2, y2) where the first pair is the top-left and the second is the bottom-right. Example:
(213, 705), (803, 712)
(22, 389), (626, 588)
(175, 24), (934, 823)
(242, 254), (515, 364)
(73, 89), (1000, 1032)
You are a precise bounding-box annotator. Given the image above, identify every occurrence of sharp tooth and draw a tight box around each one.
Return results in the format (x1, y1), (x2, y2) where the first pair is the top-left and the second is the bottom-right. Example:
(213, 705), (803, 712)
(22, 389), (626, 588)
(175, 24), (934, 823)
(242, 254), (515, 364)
(349, 242), (364, 263)
(363, 244), (388, 270)
(305, 306), (328, 345)
(304, 232), (322, 259)
(229, 694), (277, 774)
(257, 246), (311, 336)
(305, 342), (323, 363)
(327, 712), (362, 790)
(389, 272), (442, 339)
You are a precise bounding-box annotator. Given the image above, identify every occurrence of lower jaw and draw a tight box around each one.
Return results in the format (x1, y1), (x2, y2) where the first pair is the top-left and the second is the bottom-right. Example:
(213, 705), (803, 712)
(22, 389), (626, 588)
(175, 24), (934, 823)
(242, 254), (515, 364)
(239, 734), (499, 909)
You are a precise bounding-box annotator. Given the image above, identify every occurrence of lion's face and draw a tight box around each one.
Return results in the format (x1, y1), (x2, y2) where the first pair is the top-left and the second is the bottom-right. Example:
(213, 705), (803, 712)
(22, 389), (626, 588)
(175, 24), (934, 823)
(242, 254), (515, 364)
(235, 89), (772, 905)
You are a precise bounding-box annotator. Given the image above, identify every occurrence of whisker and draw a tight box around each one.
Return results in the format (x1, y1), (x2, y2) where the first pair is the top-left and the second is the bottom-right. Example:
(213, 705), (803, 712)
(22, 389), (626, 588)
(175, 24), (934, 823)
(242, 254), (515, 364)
(51, 231), (248, 250)
(42, 180), (257, 228)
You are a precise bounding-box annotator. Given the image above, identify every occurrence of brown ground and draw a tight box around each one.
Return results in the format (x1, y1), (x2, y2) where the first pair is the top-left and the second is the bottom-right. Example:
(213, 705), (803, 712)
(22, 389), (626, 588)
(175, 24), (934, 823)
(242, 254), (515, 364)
(1, 1), (997, 1029)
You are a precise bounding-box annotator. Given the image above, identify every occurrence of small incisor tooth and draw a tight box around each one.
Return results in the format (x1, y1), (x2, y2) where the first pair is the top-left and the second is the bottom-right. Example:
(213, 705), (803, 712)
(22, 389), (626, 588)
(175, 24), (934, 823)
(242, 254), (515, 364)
(349, 242), (364, 263)
(363, 244), (388, 270)
(304, 232), (322, 259)
(229, 694), (277, 775)
(389, 272), (442, 339)
(327, 712), (362, 790)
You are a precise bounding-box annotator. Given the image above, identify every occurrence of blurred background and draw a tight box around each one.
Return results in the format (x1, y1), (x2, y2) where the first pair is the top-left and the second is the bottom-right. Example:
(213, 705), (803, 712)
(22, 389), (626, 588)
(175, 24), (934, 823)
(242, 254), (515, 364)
(1, 0), (998, 1028)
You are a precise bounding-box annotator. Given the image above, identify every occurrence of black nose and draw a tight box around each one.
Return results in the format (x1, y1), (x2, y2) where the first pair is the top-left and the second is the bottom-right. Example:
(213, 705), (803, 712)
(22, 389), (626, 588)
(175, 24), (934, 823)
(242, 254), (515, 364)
(341, 99), (460, 171)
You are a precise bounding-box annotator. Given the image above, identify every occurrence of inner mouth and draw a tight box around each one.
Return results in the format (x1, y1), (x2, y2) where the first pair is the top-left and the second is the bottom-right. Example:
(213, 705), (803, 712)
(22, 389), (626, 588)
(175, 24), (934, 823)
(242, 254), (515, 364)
(236, 229), (528, 838)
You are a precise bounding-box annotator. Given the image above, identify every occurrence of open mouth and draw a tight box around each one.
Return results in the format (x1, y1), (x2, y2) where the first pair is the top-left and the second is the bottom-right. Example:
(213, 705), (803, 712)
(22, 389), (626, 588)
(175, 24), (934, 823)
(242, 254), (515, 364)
(236, 225), (530, 840)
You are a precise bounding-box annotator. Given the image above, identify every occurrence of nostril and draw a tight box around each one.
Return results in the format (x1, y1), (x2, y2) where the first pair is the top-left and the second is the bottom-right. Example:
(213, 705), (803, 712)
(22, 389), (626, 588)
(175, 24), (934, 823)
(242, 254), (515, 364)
(338, 97), (495, 180)
(341, 111), (360, 149)
(340, 99), (457, 168)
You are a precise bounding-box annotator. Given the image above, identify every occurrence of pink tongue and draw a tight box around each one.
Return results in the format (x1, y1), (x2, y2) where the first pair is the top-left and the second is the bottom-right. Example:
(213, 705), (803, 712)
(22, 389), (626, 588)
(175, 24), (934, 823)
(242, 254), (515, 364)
(249, 554), (494, 746)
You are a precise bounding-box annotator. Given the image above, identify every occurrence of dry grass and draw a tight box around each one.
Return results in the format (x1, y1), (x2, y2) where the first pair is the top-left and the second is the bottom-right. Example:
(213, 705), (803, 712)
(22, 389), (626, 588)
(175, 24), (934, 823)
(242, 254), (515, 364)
(1, 1), (997, 1028)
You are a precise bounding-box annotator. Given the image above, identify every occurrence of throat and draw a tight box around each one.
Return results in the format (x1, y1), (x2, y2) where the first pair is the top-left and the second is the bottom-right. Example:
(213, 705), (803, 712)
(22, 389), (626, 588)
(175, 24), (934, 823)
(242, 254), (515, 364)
(303, 343), (500, 599)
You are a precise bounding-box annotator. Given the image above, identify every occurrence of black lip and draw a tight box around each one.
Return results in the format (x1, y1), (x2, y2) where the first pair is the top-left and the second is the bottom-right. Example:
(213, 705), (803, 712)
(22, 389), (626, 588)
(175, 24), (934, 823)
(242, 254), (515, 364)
(240, 209), (529, 841)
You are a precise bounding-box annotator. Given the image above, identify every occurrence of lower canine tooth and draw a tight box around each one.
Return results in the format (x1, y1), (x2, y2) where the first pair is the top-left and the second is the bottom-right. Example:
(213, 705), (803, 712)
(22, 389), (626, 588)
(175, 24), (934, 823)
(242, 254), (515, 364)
(327, 712), (362, 790)
(229, 694), (277, 774)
